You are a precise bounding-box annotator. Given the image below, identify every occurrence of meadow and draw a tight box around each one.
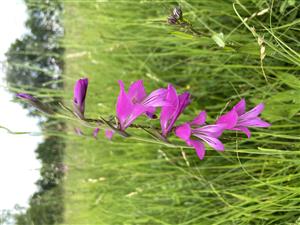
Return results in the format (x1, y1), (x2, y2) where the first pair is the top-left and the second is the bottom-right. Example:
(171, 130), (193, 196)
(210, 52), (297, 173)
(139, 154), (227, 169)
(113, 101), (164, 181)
(62, 1), (300, 224)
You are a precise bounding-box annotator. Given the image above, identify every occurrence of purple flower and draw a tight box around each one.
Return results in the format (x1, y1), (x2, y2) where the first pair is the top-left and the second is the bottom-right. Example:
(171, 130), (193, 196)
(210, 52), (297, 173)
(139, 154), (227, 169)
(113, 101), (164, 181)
(16, 93), (53, 115)
(160, 84), (191, 136)
(175, 111), (225, 160)
(105, 129), (114, 140)
(116, 80), (167, 130)
(216, 99), (271, 138)
(73, 78), (88, 119)
(93, 128), (100, 139)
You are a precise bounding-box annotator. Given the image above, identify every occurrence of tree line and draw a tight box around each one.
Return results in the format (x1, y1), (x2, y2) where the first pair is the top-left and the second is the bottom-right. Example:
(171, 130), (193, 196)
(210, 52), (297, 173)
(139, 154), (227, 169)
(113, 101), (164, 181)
(3, 0), (65, 224)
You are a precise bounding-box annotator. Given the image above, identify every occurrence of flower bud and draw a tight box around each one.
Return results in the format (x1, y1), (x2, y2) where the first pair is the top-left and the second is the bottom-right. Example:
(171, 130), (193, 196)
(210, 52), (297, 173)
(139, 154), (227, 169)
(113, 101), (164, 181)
(73, 78), (88, 119)
(168, 16), (178, 25)
(173, 7), (182, 20)
(16, 93), (54, 115)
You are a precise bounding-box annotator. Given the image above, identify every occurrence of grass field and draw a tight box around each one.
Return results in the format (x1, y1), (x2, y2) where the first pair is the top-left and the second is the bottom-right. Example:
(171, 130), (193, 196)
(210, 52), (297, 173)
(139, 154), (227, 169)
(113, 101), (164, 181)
(62, 1), (300, 224)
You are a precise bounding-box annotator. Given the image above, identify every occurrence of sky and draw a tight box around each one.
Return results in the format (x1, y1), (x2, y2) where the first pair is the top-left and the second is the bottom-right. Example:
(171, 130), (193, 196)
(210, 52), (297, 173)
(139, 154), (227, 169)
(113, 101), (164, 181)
(0, 0), (42, 213)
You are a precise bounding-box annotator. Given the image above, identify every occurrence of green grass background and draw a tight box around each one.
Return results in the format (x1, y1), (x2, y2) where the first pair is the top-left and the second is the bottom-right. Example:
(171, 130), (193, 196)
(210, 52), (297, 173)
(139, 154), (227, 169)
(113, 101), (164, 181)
(62, 1), (300, 224)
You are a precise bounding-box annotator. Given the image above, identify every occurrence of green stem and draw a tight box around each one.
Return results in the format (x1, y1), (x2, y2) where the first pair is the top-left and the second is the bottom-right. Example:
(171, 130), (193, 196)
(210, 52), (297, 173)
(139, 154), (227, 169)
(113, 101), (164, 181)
(180, 19), (210, 37)
(85, 117), (159, 130)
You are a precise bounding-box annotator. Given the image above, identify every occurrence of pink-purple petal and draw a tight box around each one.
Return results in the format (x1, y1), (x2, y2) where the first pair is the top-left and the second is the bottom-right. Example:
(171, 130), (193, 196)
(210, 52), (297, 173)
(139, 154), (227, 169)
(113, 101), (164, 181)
(105, 129), (114, 140)
(178, 92), (191, 111)
(160, 87), (191, 136)
(142, 88), (168, 107)
(233, 98), (246, 115)
(160, 84), (179, 135)
(175, 123), (191, 141)
(241, 103), (265, 120)
(239, 117), (271, 128)
(191, 111), (207, 126)
(193, 133), (224, 151)
(93, 128), (100, 139)
(193, 124), (226, 137)
(128, 80), (147, 103)
(116, 80), (134, 129)
(217, 110), (238, 129)
(124, 104), (147, 129)
(167, 92), (191, 130)
(189, 140), (206, 160)
(232, 127), (251, 138)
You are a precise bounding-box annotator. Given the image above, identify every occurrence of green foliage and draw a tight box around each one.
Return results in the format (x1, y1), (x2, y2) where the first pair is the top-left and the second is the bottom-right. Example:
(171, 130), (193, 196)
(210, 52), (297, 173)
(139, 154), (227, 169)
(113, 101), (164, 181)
(5, 0), (64, 116)
(14, 187), (64, 225)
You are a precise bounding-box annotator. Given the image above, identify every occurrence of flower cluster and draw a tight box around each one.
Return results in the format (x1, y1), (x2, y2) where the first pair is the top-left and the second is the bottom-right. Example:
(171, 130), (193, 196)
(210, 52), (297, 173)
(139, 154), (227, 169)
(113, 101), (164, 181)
(17, 78), (270, 160)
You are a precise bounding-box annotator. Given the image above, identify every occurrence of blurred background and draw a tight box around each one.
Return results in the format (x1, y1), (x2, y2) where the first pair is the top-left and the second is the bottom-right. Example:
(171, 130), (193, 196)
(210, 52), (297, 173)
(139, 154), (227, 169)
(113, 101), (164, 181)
(0, 0), (299, 224)
(0, 0), (64, 224)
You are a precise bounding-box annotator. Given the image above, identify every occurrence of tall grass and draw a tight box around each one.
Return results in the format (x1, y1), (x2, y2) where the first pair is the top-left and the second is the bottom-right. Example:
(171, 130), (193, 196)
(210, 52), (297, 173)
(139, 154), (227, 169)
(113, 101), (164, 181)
(62, 1), (300, 224)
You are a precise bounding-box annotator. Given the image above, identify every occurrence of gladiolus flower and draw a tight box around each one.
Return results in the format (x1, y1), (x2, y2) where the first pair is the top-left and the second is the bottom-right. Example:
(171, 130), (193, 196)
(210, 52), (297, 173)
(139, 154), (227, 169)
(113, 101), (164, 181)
(216, 99), (271, 138)
(116, 80), (167, 131)
(73, 78), (88, 119)
(160, 84), (191, 136)
(175, 111), (225, 160)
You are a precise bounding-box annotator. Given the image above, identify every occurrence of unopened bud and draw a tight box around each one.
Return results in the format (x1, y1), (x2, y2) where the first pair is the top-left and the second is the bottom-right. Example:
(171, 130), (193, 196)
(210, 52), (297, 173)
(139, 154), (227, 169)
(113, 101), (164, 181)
(167, 6), (183, 25)
(16, 93), (54, 115)
(168, 16), (177, 25)
(173, 7), (182, 20)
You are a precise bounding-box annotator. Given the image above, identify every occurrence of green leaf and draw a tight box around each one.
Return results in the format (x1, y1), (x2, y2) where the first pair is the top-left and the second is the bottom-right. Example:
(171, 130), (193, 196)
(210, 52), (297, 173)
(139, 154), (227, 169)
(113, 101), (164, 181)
(254, 90), (300, 122)
(266, 90), (300, 103)
(275, 72), (300, 89)
(288, 0), (295, 6)
(239, 42), (259, 55)
(212, 32), (225, 48)
(262, 103), (300, 122)
(171, 31), (194, 39)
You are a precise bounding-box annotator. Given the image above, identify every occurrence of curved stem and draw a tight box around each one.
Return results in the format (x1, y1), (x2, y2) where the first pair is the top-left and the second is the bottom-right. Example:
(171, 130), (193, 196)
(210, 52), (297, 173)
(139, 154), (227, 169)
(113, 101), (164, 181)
(179, 19), (210, 37)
